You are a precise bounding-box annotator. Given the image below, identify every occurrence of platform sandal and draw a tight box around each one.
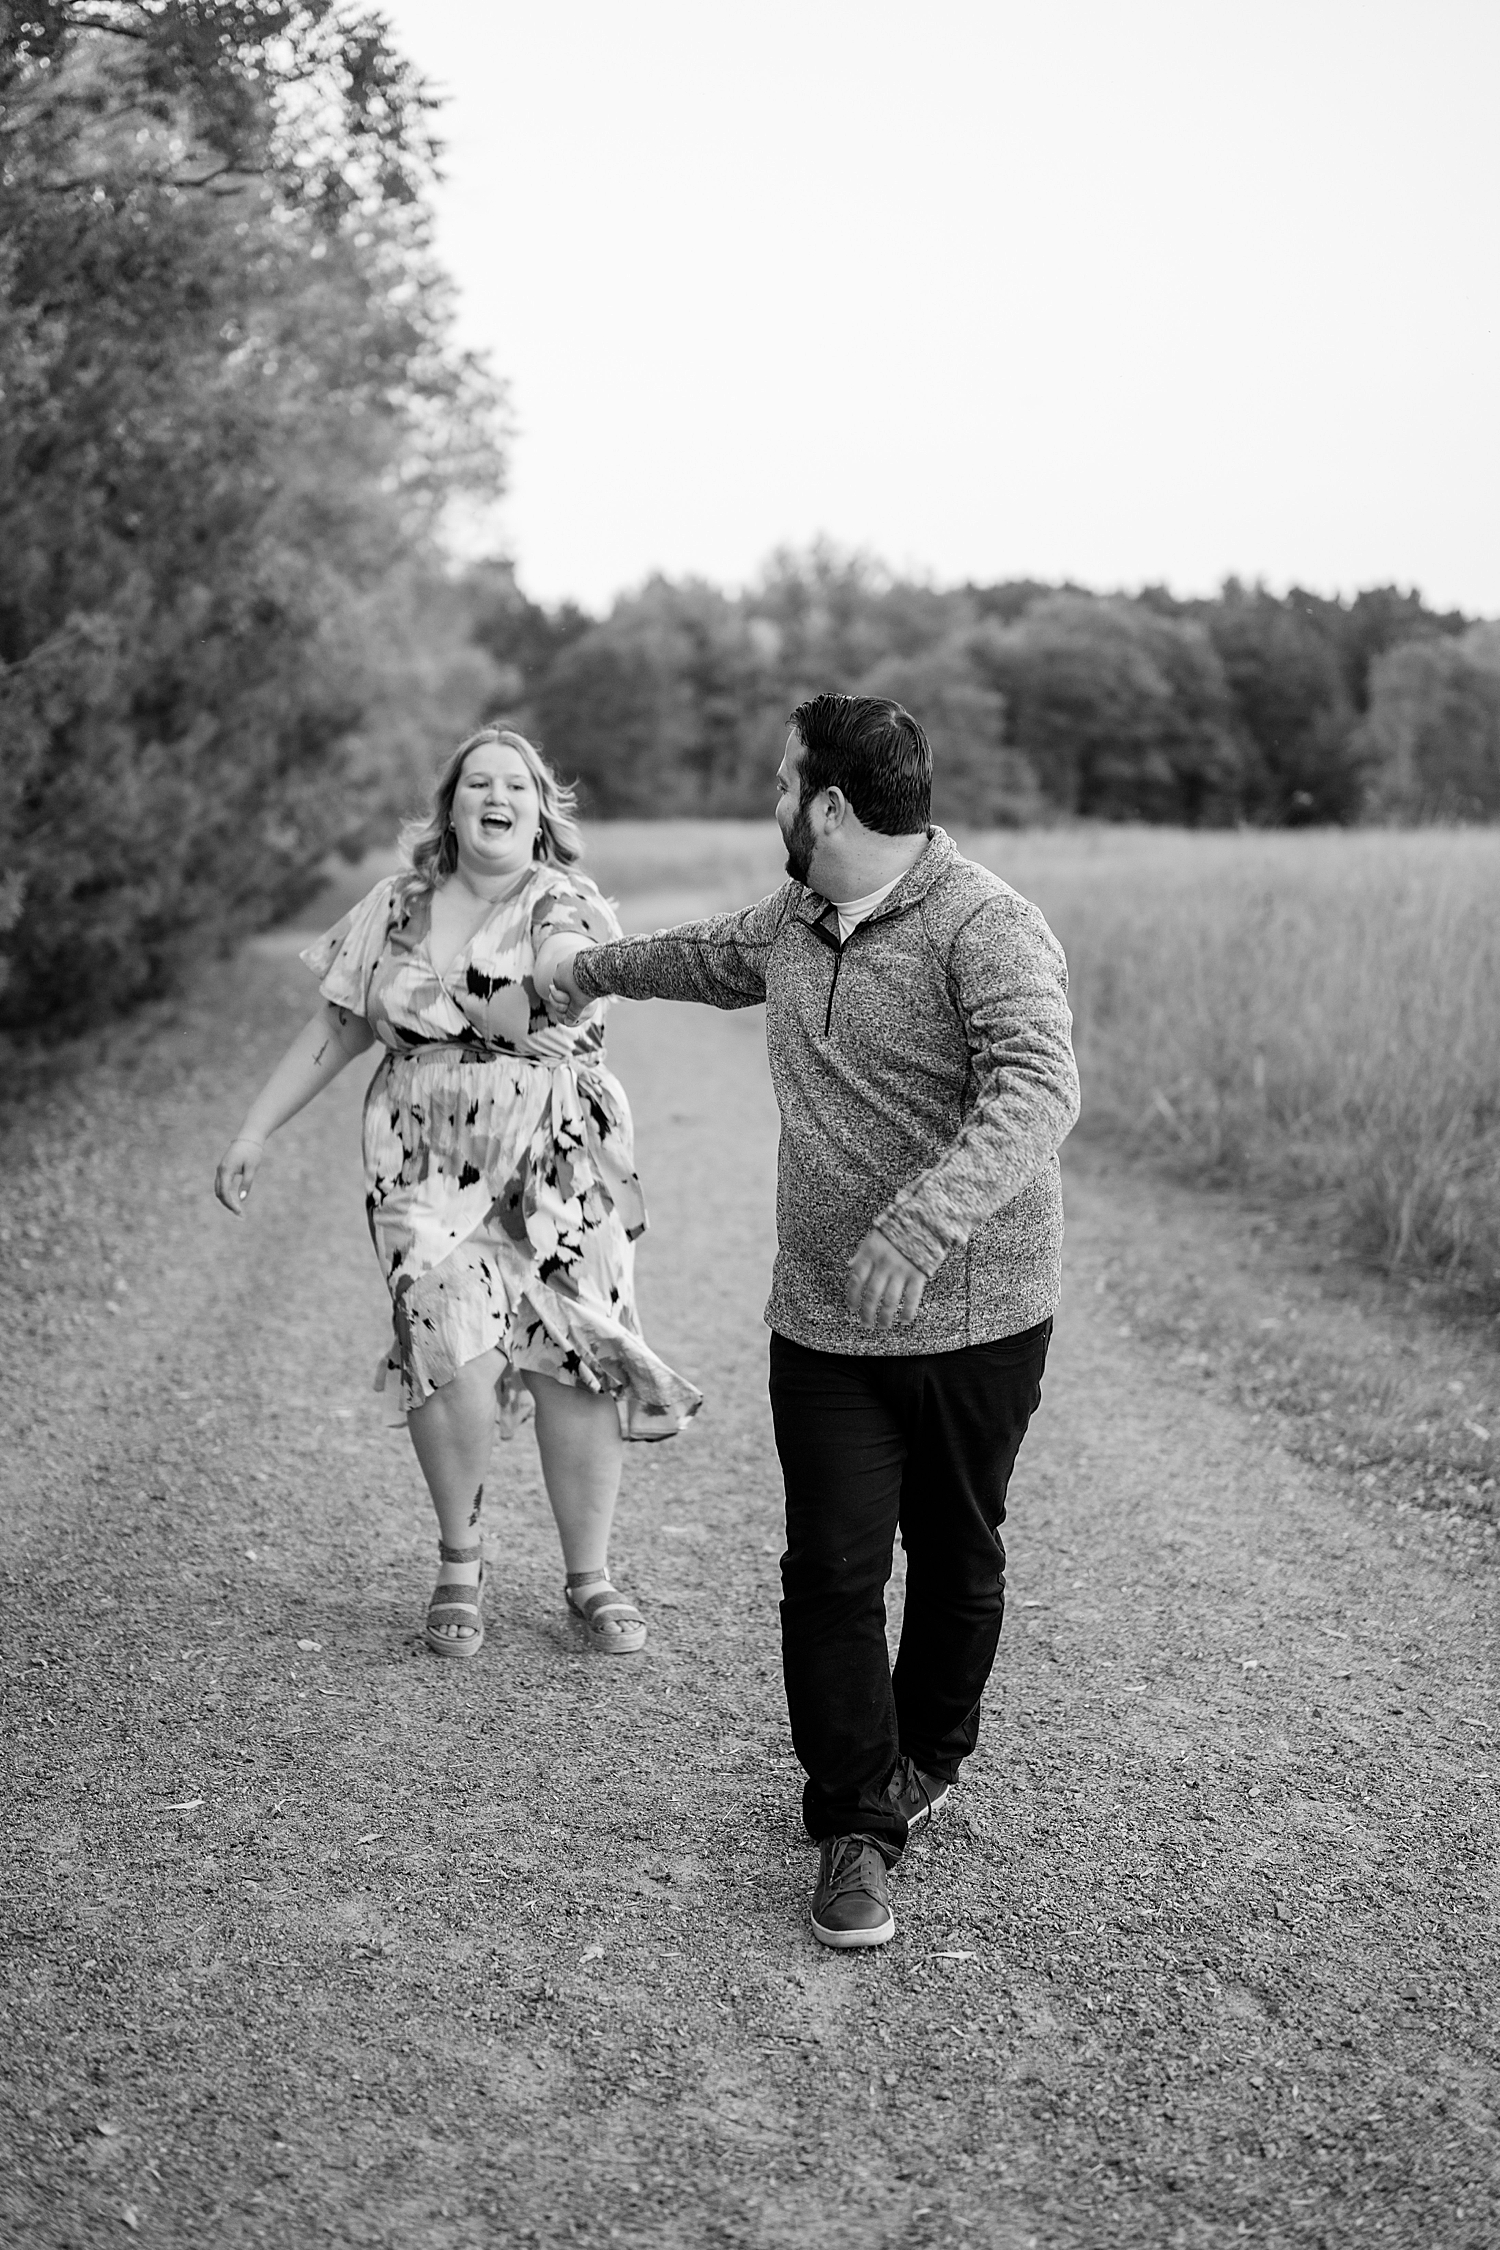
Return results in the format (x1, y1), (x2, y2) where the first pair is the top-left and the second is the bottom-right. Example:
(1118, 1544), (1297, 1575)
(424, 1540), (486, 1660)
(565, 1570), (647, 1656)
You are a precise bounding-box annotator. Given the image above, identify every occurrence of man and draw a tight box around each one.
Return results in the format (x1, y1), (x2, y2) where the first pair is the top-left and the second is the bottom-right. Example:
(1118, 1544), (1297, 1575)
(539, 694), (1080, 1948)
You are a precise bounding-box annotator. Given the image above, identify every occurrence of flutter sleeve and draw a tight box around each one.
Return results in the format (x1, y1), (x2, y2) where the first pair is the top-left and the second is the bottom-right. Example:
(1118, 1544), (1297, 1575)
(526, 869), (623, 956)
(298, 875), (400, 1017)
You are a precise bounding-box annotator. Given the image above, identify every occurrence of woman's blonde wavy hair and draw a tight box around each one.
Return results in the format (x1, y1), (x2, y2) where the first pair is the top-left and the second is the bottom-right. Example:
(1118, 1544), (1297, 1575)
(399, 726), (584, 894)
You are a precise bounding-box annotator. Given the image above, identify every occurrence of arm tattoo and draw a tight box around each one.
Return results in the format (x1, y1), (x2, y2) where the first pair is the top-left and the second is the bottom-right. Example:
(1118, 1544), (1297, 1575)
(314, 1009), (353, 1071)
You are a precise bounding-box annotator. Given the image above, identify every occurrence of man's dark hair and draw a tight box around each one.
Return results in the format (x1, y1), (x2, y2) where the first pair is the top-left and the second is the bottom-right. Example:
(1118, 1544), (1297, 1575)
(788, 694), (932, 835)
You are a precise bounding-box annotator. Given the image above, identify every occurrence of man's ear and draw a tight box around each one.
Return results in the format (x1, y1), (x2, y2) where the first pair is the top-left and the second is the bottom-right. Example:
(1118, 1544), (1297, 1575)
(821, 786), (849, 833)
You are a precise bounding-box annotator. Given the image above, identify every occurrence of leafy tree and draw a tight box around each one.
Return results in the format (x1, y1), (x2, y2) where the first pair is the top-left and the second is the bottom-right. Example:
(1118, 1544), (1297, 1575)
(0, 4), (503, 1032)
(746, 544), (893, 694)
(531, 632), (667, 816)
(534, 580), (781, 817)
(1357, 631), (1500, 820)
(463, 557), (592, 716)
(967, 578), (1089, 628)
(0, 2), (442, 215)
(1199, 584), (1361, 823)
(1121, 606), (1246, 823)
(1279, 584), (1468, 713)
(971, 596), (1243, 823)
(339, 563), (508, 822)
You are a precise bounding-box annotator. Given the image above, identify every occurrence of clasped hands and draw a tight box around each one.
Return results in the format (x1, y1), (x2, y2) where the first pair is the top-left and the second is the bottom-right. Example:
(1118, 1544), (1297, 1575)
(533, 932), (594, 1025)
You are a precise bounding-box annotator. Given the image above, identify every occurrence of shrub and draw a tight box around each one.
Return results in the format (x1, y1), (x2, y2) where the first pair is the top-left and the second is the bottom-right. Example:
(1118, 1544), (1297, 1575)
(0, 6), (504, 1034)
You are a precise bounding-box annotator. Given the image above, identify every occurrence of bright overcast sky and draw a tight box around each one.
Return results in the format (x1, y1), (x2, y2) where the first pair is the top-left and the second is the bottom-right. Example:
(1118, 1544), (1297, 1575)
(379, 0), (1500, 618)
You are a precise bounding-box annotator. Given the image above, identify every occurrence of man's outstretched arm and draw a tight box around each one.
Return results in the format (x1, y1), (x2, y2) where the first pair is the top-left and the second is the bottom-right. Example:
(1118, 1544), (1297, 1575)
(537, 887), (796, 1016)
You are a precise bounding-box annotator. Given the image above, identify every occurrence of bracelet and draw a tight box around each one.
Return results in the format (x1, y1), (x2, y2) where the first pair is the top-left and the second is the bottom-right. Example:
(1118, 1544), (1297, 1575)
(235, 1135), (266, 1149)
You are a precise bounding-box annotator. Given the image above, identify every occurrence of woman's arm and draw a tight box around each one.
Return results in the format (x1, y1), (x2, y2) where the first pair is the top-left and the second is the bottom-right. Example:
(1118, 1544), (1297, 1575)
(214, 1002), (375, 1216)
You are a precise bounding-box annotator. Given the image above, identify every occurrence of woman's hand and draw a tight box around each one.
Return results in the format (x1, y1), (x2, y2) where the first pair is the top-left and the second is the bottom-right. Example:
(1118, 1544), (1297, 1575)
(211, 1005), (371, 1218)
(215, 1136), (265, 1217)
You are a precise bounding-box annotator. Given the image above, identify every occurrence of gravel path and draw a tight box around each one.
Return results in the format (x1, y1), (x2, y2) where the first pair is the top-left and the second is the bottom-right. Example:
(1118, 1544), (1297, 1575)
(2, 904), (1496, 2249)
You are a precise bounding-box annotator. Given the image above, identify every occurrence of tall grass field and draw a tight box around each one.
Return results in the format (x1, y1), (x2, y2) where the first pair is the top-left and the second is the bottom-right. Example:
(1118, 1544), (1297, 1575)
(579, 821), (1500, 1305)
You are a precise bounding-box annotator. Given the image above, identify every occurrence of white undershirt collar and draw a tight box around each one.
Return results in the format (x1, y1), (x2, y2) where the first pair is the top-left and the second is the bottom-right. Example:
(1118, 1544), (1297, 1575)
(831, 871), (904, 944)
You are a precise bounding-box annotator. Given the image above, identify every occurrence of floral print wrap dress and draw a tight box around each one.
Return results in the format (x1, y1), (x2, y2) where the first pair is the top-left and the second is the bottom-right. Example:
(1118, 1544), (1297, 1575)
(300, 866), (701, 1440)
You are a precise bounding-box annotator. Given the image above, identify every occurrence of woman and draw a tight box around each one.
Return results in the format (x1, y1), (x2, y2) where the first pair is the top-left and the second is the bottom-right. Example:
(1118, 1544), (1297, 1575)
(214, 727), (699, 1659)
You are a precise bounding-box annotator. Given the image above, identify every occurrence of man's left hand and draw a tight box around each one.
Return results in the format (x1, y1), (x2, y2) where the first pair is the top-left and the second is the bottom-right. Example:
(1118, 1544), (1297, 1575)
(845, 1228), (928, 1331)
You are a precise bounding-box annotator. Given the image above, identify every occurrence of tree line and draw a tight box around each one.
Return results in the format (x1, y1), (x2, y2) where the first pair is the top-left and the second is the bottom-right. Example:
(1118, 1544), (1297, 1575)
(467, 551), (1499, 832)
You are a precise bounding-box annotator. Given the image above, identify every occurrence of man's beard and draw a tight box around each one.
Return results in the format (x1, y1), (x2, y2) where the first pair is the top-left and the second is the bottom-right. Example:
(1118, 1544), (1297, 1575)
(784, 797), (816, 886)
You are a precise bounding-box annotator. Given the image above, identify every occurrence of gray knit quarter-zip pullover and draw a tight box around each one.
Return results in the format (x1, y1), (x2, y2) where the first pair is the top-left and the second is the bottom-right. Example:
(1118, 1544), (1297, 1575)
(575, 827), (1080, 1357)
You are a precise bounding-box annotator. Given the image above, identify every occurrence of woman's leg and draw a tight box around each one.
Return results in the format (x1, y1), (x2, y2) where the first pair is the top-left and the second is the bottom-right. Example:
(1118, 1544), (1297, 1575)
(407, 1349), (501, 1645)
(522, 1372), (624, 1574)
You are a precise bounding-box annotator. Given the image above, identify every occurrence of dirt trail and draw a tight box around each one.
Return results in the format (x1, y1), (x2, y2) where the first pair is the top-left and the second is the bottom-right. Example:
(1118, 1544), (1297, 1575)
(2, 908), (1496, 2250)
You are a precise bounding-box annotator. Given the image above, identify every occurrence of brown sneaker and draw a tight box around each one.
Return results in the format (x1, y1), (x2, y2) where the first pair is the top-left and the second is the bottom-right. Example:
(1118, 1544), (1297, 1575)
(810, 1835), (895, 1949)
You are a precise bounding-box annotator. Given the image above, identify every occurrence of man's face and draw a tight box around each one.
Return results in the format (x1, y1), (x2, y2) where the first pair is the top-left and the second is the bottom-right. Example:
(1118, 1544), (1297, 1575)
(776, 730), (819, 885)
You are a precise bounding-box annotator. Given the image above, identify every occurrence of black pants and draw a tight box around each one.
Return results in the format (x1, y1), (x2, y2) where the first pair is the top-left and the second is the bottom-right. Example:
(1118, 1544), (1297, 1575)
(769, 1320), (1051, 1861)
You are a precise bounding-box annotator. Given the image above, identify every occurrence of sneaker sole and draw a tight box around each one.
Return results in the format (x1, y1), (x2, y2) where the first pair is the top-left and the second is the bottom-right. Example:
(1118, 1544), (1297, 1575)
(903, 1782), (951, 1834)
(810, 1908), (896, 1949)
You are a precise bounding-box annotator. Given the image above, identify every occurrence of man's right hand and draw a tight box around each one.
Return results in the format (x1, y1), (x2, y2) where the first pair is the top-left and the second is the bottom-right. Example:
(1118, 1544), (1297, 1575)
(845, 1226), (929, 1330)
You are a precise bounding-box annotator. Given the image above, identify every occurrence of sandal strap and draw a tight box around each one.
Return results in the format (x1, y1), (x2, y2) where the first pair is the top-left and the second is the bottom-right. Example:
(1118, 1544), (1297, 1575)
(570, 1584), (643, 1625)
(429, 1587), (483, 1613)
(439, 1540), (482, 1564)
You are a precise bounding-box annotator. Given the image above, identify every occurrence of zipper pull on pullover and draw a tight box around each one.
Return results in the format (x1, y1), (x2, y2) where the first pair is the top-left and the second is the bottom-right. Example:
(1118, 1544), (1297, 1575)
(808, 913), (844, 1036)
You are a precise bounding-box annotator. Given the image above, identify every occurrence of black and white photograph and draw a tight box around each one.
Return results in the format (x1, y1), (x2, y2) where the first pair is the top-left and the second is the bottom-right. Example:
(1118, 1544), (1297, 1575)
(2, 2), (1497, 2243)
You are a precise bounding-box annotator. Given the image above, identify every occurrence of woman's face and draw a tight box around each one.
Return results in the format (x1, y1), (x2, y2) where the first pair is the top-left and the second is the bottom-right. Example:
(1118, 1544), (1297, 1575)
(450, 742), (542, 879)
